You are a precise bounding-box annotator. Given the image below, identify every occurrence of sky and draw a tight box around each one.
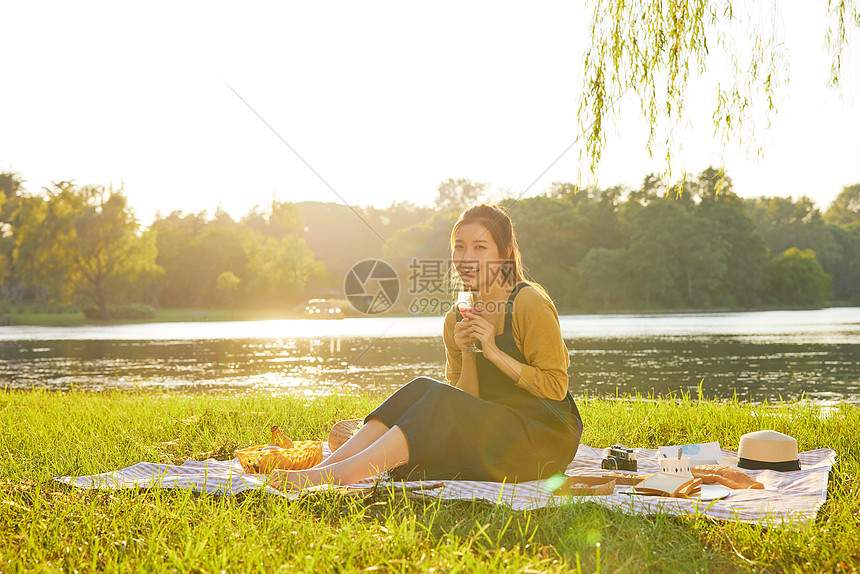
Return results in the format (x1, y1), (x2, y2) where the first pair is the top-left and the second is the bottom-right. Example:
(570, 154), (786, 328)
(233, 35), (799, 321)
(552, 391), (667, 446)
(2, 1), (859, 225)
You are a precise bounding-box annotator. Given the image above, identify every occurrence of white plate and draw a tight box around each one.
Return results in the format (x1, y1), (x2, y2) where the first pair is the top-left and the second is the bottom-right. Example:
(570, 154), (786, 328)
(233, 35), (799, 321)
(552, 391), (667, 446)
(690, 484), (731, 501)
(622, 484), (731, 501)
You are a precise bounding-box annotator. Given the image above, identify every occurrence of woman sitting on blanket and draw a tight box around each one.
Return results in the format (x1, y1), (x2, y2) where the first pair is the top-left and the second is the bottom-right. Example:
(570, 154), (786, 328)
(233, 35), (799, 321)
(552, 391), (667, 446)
(271, 203), (583, 490)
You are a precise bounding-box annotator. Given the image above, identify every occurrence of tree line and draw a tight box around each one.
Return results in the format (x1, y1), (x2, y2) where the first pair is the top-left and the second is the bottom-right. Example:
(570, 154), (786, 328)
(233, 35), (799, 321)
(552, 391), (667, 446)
(382, 171), (860, 312)
(0, 169), (858, 320)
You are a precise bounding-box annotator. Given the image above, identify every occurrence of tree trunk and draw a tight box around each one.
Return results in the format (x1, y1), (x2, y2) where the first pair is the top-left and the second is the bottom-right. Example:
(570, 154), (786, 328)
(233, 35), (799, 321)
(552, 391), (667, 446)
(95, 285), (111, 321)
(99, 300), (111, 321)
(687, 269), (693, 303)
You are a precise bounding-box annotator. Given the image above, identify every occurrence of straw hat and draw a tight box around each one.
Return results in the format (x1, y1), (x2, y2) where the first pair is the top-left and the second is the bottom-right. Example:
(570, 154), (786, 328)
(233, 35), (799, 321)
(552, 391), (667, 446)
(736, 430), (801, 471)
(328, 418), (364, 452)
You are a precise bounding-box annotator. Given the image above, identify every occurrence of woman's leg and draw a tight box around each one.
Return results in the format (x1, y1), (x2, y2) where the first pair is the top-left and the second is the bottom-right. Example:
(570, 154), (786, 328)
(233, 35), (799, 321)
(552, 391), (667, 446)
(311, 377), (439, 470)
(270, 425), (409, 491)
(311, 417), (389, 469)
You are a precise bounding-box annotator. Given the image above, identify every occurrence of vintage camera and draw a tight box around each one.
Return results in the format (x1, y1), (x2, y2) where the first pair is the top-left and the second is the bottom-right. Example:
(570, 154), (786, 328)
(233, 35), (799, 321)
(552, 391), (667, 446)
(600, 444), (638, 472)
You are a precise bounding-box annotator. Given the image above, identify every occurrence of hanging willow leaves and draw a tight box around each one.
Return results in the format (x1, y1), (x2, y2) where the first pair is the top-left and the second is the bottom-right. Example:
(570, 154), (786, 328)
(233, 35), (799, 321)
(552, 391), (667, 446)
(578, 0), (860, 177)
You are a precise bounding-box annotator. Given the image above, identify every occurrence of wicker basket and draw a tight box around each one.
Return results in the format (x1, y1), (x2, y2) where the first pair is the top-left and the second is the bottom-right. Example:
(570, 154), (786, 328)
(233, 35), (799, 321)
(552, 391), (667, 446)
(327, 418), (364, 452)
(235, 440), (323, 474)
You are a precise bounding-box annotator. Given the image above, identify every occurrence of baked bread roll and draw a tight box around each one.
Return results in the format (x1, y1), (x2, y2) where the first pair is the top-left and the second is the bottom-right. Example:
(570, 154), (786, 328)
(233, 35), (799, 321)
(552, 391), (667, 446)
(692, 464), (764, 489)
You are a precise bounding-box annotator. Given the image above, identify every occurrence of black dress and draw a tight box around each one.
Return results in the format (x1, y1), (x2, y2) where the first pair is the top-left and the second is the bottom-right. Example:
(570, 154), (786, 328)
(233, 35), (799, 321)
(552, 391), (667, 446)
(364, 282), (583, 482)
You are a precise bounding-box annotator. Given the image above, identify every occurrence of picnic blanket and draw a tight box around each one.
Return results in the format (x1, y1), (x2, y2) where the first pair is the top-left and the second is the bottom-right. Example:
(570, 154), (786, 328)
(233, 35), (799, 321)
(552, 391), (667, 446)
(55, 444), (836, 526)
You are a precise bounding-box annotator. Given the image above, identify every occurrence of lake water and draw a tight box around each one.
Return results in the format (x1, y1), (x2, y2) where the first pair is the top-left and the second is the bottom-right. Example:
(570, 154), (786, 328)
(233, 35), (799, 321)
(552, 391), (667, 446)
(1, 307), (858, 404)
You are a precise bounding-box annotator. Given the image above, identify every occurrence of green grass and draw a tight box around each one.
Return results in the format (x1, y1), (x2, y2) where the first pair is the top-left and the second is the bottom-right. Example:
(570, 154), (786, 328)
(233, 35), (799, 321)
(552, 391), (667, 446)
(1, 390), (857, 573)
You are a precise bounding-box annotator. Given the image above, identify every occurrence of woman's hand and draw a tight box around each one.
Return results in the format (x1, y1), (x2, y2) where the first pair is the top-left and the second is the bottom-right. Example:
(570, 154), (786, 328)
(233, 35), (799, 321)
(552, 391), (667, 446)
(453, 314), (478, 352)
(458, 309), (500, 358)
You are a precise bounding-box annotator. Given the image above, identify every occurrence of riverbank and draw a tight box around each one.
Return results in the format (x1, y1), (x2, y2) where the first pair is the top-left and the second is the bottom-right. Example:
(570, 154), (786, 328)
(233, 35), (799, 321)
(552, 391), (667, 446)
(1, 391), (857, 572)
(1, 307), (303, 327)
(3, 301), (856, 327)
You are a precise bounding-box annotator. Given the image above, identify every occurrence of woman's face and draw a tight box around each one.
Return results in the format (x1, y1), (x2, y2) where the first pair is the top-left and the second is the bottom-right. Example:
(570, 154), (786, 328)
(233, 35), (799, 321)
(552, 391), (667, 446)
(452, 222), (505, 291)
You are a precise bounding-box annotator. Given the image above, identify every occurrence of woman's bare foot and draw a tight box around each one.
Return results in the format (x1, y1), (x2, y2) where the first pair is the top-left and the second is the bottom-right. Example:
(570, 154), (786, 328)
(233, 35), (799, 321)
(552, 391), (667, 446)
(266, 425), (409, 492)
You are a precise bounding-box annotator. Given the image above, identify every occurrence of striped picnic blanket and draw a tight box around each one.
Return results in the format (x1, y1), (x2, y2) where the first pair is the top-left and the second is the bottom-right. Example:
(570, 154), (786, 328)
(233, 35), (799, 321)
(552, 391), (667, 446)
(54, 444), (836, 525)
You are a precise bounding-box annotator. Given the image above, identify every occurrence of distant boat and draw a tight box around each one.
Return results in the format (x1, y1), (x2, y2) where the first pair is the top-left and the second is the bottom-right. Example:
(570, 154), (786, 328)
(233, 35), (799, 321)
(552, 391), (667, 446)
(303, 298), (344, 320)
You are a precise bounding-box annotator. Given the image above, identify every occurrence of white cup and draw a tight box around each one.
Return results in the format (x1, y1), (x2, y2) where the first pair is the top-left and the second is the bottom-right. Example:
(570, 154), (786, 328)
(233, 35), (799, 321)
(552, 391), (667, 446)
(660, 457), (692, 477)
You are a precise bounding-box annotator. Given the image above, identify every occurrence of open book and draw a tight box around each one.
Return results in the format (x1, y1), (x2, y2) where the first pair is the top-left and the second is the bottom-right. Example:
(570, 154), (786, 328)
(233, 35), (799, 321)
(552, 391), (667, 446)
(632, 472), (703, 498)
